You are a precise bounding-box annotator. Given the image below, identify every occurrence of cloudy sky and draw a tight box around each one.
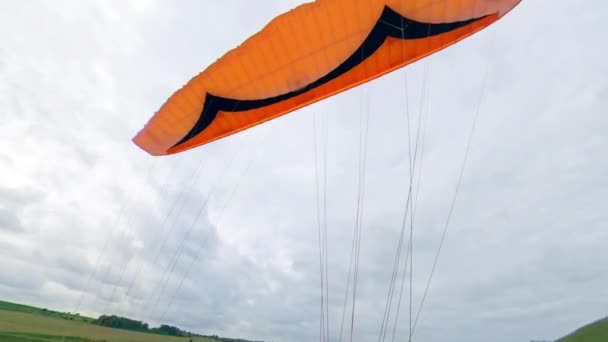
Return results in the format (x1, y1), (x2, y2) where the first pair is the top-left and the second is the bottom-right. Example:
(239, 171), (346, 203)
(1, 1), (606, 341)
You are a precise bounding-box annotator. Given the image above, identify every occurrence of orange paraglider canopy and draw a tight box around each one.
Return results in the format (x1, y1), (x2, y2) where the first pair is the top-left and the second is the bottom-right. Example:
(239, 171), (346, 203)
(133, 0), (521, 156)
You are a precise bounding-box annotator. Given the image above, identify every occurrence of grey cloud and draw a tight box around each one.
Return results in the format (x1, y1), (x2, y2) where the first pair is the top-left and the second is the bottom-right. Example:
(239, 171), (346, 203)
(0, 186), (45, 232)
(0, 257), (46, 292)
(0, 207), (22, 232)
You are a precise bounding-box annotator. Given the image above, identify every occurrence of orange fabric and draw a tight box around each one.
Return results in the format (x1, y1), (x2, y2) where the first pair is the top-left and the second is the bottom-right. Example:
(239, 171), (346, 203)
(133, 0), (521, 156)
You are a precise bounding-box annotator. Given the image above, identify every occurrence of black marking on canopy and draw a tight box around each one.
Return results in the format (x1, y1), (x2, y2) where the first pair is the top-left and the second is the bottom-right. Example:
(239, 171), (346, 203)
(172, 6), (485, 150)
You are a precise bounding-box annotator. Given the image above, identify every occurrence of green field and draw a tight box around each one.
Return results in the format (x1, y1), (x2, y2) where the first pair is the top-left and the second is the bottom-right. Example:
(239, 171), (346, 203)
(0, 299), (226, 342)
(2, 298), (605, 342)
(557, 317), (608, 342)
(0, 310), (215, 342)
(0, 300), (94, 324)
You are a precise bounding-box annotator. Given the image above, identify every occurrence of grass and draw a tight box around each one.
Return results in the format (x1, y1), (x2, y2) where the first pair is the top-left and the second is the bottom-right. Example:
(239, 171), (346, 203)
(0, 309), (216, 342)
(0, 300), (94, 323)
(2, 298), (606, 342)
(557, 317), (608, 342)
(0, 331), (100, 341)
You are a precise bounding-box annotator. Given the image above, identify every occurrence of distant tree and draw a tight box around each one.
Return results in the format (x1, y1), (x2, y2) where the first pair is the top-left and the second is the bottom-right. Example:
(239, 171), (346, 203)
(94, 314), (149, 332)
(152, 324), (185, 336)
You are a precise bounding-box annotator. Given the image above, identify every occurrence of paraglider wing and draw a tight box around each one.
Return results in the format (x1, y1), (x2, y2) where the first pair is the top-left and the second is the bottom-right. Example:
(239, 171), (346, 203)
(133, 0), (521, 156)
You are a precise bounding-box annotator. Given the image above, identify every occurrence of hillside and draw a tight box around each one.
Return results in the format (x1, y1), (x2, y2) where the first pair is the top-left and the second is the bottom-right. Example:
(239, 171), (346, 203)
(556, 317), (608, 342)
(0, 309), (215, 342)
(0, 299), (260, 342)
(0, 299), (94, 323)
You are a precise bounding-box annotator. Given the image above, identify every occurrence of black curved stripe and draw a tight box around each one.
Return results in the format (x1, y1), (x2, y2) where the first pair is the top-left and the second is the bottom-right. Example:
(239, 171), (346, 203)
(172, 6), (485, 149)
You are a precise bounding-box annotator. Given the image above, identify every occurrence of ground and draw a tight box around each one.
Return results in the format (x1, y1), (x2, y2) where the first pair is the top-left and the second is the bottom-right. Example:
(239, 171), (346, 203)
(0, 300), (216, 342)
